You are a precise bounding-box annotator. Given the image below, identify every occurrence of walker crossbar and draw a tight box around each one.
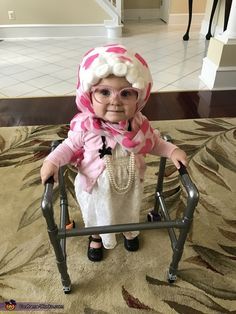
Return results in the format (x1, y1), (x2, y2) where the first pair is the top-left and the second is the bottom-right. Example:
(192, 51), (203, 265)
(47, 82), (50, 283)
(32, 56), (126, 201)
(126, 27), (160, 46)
(41, 139), (199, 293)
(57, 220), (186, 238)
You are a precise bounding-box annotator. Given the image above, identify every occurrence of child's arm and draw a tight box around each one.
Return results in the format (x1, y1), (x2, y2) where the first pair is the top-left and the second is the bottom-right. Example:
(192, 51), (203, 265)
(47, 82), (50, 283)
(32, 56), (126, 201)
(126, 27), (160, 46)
(150, 132), (187, 169)
(169, 147), (187, 169)
(40, 142), (74, 184)
(40, 160), (59, 184)
(40, 130), (84, 185)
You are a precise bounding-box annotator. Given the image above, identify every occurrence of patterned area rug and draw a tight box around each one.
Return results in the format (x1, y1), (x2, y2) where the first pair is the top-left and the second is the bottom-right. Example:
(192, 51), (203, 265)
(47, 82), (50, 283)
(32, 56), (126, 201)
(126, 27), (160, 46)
(0, 118), (236, 314)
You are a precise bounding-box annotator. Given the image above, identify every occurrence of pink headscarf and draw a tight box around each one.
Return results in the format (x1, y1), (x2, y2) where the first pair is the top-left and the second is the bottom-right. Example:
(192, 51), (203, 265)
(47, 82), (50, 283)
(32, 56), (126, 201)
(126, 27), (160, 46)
(70, 44), (156, 154)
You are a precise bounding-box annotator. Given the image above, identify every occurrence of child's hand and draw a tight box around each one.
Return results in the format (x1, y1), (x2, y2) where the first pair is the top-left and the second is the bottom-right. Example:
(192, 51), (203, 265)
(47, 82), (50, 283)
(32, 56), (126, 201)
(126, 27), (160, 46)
(170, 148), (188, 169)
(40, 160), (59, 185)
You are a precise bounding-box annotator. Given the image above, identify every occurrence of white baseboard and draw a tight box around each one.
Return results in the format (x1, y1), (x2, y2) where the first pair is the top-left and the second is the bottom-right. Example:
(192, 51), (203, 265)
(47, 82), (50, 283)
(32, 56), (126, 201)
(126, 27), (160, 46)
(168, 13), (204, 25)
(199, 57), (236, 89)
(124, 8), (160, 20)
(0, 24), (107, 39)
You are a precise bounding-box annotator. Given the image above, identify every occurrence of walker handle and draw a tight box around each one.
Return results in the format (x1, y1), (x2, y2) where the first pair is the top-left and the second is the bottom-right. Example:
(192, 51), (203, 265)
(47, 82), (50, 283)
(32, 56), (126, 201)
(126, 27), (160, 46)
(177, 162), (199, 207)
(43, 140), (61, 186)
(45, 176), (54, 185)
(178, 162), (188, 176)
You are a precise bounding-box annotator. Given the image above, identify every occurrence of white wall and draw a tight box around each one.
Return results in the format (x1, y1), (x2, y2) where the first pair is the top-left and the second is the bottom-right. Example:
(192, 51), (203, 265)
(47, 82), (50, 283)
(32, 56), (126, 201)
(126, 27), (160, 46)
(0, 0), (109, 24)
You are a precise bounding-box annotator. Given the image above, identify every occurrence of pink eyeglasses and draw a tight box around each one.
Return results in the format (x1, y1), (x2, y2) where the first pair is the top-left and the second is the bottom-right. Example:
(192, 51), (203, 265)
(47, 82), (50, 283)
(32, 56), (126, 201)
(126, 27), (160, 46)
(91, 85), (140, 105)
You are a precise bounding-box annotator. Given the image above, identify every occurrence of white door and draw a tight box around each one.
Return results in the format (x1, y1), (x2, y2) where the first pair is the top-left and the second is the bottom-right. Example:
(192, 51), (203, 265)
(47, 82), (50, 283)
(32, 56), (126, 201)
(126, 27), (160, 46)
(160, 0), (171, 23)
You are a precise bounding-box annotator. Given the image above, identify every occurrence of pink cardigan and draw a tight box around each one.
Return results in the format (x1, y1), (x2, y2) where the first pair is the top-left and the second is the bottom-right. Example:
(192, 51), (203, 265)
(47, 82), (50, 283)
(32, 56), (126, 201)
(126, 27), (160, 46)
(45, 129), (177, 193)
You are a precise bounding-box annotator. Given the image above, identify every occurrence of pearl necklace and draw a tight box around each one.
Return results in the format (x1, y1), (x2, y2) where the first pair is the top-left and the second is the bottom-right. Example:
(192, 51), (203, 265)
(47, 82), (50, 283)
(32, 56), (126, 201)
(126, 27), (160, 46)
(104, 152), (135, 194)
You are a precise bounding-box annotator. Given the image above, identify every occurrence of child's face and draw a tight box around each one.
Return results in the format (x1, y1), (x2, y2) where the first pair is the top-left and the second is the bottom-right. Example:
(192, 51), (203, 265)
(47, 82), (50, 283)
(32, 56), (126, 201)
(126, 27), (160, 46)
(91, 76), (139, 123)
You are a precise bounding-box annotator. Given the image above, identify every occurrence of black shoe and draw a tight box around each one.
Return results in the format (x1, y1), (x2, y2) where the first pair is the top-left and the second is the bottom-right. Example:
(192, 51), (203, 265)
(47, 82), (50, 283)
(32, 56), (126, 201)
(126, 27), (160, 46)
(124, 236), (139, 252)
(87, 236), (103, 262)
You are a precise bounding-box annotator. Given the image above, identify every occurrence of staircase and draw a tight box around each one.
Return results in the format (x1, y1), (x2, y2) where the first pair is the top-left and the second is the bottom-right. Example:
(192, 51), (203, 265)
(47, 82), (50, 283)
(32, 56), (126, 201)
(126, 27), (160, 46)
(95, 0), (123, 37)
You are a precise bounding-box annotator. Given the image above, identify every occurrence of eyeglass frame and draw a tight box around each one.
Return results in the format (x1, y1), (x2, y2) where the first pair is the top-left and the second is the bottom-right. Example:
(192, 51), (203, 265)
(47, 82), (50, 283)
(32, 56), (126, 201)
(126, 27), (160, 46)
(90, 85), (141, 105)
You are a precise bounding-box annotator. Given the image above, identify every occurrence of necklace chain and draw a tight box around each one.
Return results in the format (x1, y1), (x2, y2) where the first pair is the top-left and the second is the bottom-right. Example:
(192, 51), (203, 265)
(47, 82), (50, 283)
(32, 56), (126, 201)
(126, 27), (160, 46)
(104, 152), (135, 194)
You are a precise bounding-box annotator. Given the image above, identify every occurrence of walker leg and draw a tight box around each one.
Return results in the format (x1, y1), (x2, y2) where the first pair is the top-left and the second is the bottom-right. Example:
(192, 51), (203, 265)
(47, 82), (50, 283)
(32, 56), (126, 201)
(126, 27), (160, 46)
(167, 271), (177, 284)
(167, 214), (192, 283)
(167, 245), (183, 284)
(168, 211), (195, 283)
(48, 224), (72, 293)
(147, 155), (167, 222)
(42, 184), (72, 293)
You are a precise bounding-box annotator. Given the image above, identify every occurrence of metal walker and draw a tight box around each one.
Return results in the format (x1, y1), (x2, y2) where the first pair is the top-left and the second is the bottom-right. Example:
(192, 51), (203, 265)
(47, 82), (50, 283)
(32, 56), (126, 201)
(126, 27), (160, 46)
(41, 138), (199, 294)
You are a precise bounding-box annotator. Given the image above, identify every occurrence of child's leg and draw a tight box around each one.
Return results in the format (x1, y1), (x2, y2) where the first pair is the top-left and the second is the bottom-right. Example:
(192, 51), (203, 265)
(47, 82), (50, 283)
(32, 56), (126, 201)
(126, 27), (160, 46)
(123, 231), (139, 240)
(89, 234), (102, 248)
(123, 231), (140, 252)
(87, 235), (103, 262)
(74, 175), (103, 261)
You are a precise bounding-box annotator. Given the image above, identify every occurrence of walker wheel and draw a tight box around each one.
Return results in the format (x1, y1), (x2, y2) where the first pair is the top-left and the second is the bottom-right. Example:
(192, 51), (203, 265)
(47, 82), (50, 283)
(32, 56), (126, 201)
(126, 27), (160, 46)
(167, 272), (177, 284)
(147, 210), (161, 222)
(63, 285), (71, 294)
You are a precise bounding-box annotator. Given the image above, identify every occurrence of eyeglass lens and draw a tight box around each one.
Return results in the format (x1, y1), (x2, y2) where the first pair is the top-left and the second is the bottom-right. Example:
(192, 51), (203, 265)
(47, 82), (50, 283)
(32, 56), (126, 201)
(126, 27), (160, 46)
(93, 87), (138, 104)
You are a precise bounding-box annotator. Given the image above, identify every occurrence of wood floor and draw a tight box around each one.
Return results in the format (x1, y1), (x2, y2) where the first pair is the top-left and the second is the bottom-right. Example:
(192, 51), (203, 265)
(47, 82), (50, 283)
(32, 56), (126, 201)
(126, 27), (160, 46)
(0, 90), (236, 127)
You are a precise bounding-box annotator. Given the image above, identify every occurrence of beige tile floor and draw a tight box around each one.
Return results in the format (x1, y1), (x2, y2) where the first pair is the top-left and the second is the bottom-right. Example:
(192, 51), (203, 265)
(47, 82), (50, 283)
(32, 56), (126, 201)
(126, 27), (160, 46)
(0, 20), (209, 98)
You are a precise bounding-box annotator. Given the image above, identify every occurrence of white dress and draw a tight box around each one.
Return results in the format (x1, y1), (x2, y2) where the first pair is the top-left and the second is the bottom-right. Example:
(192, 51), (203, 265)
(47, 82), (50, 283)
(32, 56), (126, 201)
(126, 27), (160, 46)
(74, 144), (143, 249)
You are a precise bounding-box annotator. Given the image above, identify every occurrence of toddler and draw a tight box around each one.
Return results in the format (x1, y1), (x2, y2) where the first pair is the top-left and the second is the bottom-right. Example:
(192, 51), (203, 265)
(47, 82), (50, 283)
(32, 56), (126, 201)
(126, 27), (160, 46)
(40, 44), (187, 262)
